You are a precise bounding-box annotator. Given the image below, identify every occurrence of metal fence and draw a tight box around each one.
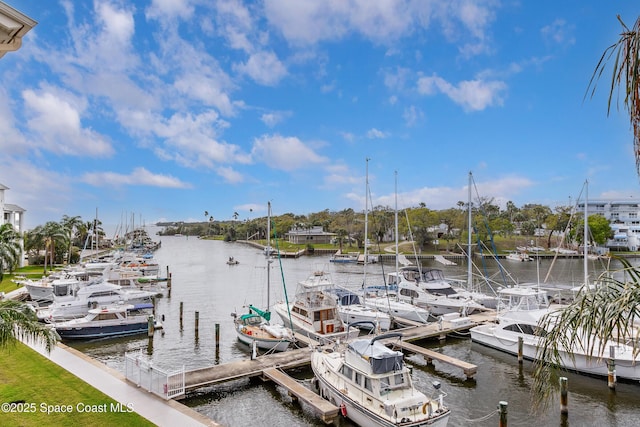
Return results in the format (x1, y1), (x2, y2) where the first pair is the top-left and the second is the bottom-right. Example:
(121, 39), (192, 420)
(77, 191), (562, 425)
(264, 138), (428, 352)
(124, 350), (185, 400)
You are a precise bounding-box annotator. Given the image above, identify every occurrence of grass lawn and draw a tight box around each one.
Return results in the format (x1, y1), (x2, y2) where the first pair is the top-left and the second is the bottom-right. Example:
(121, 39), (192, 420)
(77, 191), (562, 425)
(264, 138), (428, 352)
(0, 342), (155, 427)
(0, 265), (49, 294)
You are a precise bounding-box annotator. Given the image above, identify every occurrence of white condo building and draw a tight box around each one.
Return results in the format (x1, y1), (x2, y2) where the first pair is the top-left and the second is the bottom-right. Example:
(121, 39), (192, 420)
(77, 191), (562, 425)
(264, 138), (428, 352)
(579, 200), (640, 251)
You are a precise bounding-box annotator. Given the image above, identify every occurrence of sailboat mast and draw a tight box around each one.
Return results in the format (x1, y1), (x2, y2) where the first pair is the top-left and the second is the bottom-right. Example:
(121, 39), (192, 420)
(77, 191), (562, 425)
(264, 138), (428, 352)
(363, 158), (369, 285)
(584, 180), (589, 286)
(267, 201), (271, 308)
(467, 172), (473, 288)
(395, 171), (399, 275)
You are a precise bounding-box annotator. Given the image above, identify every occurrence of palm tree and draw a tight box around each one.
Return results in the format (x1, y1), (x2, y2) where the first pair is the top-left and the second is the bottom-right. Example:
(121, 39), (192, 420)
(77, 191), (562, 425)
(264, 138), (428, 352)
(533, 15), (640, 406)
(0, 223), (21, 281)
(39, 221), (67, 273)
(0, 300), (58, 352)
(60, 215), (83, 264)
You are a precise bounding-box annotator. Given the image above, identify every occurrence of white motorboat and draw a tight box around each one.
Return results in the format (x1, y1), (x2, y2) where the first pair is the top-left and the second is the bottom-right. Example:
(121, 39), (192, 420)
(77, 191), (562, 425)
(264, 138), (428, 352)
(273, 270), (360, 344)
(324, 287), (391, 331)
(389, 268), (486, 317)
(36, 280), (156, 322)
(505, 251), (533, 262)
(311, 332), (451, 427)
(469, 285), (640, 381)
(52, 303), (160, 340)
(361, 286), (431, 324)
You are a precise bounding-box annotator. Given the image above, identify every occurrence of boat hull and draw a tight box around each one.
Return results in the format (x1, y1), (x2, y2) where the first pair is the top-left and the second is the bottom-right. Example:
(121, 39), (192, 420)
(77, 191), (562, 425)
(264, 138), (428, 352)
(470, 323), (640, 382)
(55, 321), (149, 340)
(235, 328), (291, 352)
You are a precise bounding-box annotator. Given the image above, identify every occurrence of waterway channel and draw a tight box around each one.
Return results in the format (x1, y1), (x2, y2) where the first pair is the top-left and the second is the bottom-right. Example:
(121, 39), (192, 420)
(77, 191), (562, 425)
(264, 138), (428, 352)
(67, 234), (640, 426)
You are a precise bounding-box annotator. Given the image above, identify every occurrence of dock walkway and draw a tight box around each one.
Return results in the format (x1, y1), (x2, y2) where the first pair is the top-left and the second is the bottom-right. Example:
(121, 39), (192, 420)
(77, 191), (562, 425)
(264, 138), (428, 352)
(262, 367), (338, 423)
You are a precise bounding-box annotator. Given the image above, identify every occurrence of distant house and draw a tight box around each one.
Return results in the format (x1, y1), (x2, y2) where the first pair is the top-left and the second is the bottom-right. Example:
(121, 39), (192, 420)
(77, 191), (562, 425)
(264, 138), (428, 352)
(286, 226), (336, 245)
(0, 183), (26, 267)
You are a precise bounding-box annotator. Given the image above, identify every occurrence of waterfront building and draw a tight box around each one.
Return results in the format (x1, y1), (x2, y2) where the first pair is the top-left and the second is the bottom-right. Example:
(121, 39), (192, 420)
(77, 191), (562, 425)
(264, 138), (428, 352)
(0, 183), (26, 267)
(286, 225), (336, 245)
(579, 199), (640, 251)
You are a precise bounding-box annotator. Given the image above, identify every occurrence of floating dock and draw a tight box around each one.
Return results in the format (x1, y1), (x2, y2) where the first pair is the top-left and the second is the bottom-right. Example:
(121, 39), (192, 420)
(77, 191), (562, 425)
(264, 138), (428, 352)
(172, 312), (493, 423)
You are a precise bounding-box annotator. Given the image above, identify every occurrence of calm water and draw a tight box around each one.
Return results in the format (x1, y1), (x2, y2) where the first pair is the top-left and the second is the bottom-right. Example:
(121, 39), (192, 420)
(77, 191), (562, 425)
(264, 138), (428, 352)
(68, 236), (640, 427)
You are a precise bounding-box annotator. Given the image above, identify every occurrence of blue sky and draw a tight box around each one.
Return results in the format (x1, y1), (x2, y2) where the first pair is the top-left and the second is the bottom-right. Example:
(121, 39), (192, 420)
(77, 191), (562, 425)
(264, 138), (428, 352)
(2, 0), (639, 236)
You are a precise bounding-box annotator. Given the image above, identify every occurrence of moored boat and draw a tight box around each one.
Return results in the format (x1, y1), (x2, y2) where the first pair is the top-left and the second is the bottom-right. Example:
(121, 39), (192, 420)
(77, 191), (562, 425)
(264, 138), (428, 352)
(273, 270), (360, 343)
(311, 332), (451, 427)
(469, 285), (640, 381)
(52, 303), (160, 340)
(232, 202), (292, 352)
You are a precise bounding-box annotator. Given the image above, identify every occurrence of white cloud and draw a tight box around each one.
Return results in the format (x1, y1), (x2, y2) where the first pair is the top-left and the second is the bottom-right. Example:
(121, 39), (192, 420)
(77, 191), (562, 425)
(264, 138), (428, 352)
(82, 167), (191, 188)
(146, 0), (195, 21)
(251, 134), (327, 171)
(23, 89), (114, 157)
(541, 19), (575, 46)
(216, 165), (245, 183)
(417, 73), (507, 111)
(235, 51), (288, 86)
(366, 128), (388, 139)
(260, 110), (292, 127)
(374, 175), (535, 210)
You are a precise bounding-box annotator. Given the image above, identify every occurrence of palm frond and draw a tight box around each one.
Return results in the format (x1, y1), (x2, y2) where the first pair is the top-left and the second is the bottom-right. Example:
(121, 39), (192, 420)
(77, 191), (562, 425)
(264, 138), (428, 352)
(0, 300), (58, 353)
(532, 257), (640, 408)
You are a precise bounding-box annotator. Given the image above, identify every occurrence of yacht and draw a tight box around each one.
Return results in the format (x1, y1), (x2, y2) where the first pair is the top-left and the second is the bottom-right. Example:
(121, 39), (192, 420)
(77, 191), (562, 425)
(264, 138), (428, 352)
(311, 333), (451, 427)
(273, 270), (360, 343)
(36, 280), (155, 322)
(389, 267), (486, 317)
(324, 287), (391, 331)
(52, 303), (160, 340)
(469, 285), (640, 381)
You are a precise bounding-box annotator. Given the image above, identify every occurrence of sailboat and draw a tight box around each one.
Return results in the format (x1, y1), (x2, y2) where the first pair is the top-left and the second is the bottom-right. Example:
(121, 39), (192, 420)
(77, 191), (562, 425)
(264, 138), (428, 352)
(231, 202), (292, 353)
(361, 169), (431, 324)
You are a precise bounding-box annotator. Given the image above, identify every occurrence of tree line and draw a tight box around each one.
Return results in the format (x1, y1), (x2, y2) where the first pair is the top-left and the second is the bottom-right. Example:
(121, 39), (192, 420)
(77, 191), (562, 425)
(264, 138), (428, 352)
(161, 199), (612, 252)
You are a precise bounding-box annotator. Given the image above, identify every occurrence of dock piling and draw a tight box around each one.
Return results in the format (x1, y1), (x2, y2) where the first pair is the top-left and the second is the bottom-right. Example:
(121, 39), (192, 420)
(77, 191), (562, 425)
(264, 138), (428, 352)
(498, 401), (508, 427)
(608, 345), (616, 389)
(560, 377), (568, 415)
(179, 302), (183, 330)
(148, 315), (155, 337)
(517, 336), (523, 364)
(195, 311), (199, 339)
(215, 323), (220, 349)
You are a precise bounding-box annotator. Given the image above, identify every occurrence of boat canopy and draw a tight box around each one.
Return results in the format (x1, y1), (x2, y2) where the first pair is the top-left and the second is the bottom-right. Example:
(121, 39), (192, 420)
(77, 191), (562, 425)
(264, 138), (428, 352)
(348, 339), (403, 374)
(248, 305), (271, 322)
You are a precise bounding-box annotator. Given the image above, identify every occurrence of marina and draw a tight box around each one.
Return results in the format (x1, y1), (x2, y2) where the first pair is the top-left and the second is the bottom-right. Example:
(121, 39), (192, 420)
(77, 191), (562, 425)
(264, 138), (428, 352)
(48, 234), (640, 426)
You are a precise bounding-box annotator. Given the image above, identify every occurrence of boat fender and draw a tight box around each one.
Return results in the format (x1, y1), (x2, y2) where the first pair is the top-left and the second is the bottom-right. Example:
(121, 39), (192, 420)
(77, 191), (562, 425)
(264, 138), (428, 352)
(340, 403), (347, 417)
(422, 401), (432, 416)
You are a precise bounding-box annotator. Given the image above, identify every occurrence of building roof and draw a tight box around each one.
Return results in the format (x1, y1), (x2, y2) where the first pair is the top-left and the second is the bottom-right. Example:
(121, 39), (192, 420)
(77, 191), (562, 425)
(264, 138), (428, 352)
(0, 183), (8, 190)
(4, 203), (25, 212)
(0, 1), (37, 59)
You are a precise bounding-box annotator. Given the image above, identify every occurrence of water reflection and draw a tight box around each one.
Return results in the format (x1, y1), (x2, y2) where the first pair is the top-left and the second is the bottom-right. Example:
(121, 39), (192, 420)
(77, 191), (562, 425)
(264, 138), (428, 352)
(66, 237), (640, 426)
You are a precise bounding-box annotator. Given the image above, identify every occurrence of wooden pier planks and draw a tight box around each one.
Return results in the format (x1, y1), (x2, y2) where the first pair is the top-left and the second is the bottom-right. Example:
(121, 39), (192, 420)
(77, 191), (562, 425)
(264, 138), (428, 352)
(396, 341), (477, 378)
(262, 367), (339, 423)
(184, 347), (311, 391)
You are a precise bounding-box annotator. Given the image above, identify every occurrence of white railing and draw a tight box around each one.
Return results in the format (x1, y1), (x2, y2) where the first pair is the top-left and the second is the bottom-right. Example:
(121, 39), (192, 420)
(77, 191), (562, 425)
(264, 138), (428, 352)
(124, 350), (185, 400)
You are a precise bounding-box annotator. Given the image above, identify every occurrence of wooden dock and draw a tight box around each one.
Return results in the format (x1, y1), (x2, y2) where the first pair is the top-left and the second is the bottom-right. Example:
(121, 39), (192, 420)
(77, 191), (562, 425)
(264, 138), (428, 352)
(177, 313), (494, 422)
(262, 367), (339, 423)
